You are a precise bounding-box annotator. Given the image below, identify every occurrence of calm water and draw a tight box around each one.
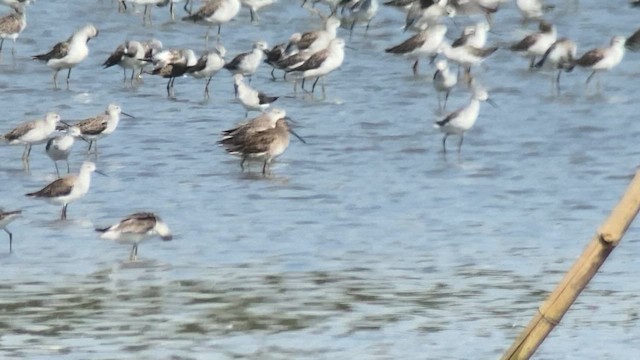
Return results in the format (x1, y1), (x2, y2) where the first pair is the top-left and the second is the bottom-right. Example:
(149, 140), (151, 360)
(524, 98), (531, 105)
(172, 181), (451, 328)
(1, 0), (640, 358)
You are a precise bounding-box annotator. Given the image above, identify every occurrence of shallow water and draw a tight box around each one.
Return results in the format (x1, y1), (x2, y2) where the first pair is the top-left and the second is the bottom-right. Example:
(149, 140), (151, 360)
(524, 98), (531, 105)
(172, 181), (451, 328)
(1, 0), (640, 358)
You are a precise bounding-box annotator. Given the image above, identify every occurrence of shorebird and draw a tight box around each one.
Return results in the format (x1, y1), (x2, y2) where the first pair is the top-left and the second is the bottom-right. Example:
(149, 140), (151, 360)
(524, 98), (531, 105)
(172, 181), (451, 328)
(452, 22), (490, 49)
(103, 40), (148, 84)
(26, 161), (100, 221)
(187, 45), (226, 100)
(437, 41), (498, 83)
(572, 36), (626, 89)
(264, 37), (299, 79)
(275, 50), (312, 80)
(510, 20), (556, 69)
(385, 23), (447, 76)
(344, 0), (378, 39)
(434, 86), (495, 154)
(433, 59), (457, 111)
(0, 4), (26, 62)
(3, 112), (61, 162)
(219, 110), (305, 175)
(131, 0), (167, 25)
(151, 48), (198, 97)
(166, 0), (191, 21)
(182, 0), (241, 45)
(46, 126), (82, 176)
(223, 41), (268, 80)
(0, 208), (21, 253)
(233, 73), (278, 116)
(96, 212), (172, 261)
(72, 104), (135, 153)
(534, 37), (577, 91)
(626, 28), (640, 51)
(291, 17), (341, 54)
(405, 0), (454, 32)
(240, 0), (273, 22)
(286, 37), (346, 93)
(515, 0), (553, 22)
(32, 24), (98, 88)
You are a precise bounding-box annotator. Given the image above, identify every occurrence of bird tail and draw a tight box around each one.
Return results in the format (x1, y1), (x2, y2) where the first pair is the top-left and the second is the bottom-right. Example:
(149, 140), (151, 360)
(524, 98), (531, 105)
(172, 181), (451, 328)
(32, 53), (50, 61)
(181, 13), (201, 22)
(95, 227), (110, 233)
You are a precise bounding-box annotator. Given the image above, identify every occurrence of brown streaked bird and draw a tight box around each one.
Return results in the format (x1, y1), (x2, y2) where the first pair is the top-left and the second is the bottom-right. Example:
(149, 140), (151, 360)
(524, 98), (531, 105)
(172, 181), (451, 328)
(509, 20), (557, 68)
(96, 212), (172, 261)
(32, 24), (98, 88)
(0, 4), (26, 61)
(3, 112), (61, 162)
(220, 108), (286, 142)
(70, 104), (135, 154)
(151, 48), (198, 97)
(218, 109), (306, 175)
(385, 24), (447, 76)
(25, 161), (100, 221)
(626, 28), (640, 52)
(572, 36), (626, 88)
(0, 208), (21, 253)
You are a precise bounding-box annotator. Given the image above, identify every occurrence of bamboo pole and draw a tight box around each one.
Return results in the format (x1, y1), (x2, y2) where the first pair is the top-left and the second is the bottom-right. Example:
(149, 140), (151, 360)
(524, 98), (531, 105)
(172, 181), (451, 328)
(501, 170), (640, 360)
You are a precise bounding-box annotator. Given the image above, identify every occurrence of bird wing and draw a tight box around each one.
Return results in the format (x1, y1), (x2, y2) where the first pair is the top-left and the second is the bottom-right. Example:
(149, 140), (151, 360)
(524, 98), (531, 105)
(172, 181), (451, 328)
(258, 92), (278, 105)
(289, 49), (329, 72)
(297, 31), (320, 51)
(3, 121), (35, 141)
(224, 52), (247, 71)
(627, 29), (640, 51)
(103, 44), (126, 68)
(385, 32), (426, 54)
(109, 213), (157, 234)
(0, 12), (22, 35)
(76, 116), (108, 136)
(510, 34), (539, 52)
(0, 209), (21, 221)
(435, 108), (463, 127)
(470, 46), (498, 58)
(225, 127), (278, 154)
(575, 48), (604, 67)
(26, 176), (75, 198)
(32, 40), (70, 61)
(187, 54), (208, 73)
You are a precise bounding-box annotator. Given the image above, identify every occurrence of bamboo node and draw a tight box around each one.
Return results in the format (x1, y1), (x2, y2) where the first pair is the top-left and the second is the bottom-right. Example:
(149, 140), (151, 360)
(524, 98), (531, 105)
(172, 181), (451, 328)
(537, 307), (560, 326)
(598, 231), (618, 246)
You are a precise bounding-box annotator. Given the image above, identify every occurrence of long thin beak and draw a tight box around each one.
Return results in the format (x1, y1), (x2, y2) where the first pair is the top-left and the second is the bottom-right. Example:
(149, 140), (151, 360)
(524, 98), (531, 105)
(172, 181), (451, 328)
(121, 111), (135, 119)
(95, 170), (108, 177)
(289, 128), (306, 144)
(486, 98), (498, 108)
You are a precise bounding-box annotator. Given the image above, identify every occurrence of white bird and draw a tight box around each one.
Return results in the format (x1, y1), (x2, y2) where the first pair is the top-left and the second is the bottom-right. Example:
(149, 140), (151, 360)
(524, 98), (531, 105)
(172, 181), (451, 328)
(46, 126), (82, 176)
(0, 4), (26, 62)
(405, 0), (455, 31)
(0, 208), (21, 253)
(26, 161), (101, 221)
(96, 212), (173, 261)
(182, 0), (241, 44)
(290, 17), (341, 54)
(573, 36), (626, 89)
(151, 48), (199, 97)
(345, 0), (378, 39)
(32, 24), (98, 88)
(510, 20), (557, 68)
(187, 45), (226, 99)
(233, 73), (279, 116)
(433, 86), (495, 154)
(452, 22), (490, 49)
(516, 0), (553, 22)
(3, 112), (61, 162)
(433, 59), (457, 111)
(103, 40), (146, 84)
(385, 23), (447, 76)
(534, 37), (577, 91)
(223, 41), (268, 79)
(437, 41), (498, 83)
(286, 37), (346, 93)
(240, 0), (273, 22)
(72, 104), (135, 154)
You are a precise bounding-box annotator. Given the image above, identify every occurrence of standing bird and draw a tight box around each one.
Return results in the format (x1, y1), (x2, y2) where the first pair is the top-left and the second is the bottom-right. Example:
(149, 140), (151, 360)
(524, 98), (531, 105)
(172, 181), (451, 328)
(433, 59), (457, 111)
(0, 4), (26, 62)
(223, 41), (268, 80)
(219, 111), (305, 175)
(3, 112), (61, 162)
(151, 48), (198, 97)
(25, 161), (100, 221)
(103, 40), (148, 84)
(405, 0), (454, 32)
(572, 36), (626, 89)
(240, 0), (274, 22)
(292, 17), (341, 54)
(0, 208), (21, 253)
(182, 0), (241, 45)
(32, 24), (99, 88)
(437, 41), (498, 84)
(287, 37), (346, 93)
(385, 23), (447, 76)
(344, 0), (378, 39)
(626, 27), (640, 52)
(263, 37), (298, 79)
(187, 45), (226, 100)
(130, 0), (167, 25)
(45, 126), (82, 176)
(73, 104), (135, 154)
(452, 22), (490, 49)
(509, 20), (556, 69)
(515, 0), (553, 22)
(434, 87), (495, 154)
(233, 73), (279, 117)
(96, 212), (173, 261)
(534, 37), (577, 92)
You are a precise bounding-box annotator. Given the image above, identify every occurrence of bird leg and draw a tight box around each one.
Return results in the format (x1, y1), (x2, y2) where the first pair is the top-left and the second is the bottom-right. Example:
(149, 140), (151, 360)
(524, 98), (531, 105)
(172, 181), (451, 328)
(204, 76), (212, 100)
(66, 159), (70, 174)
(457, 135), (464, 154)
(349, 20), (356, 40)
(585, 70), (596, 87)
(61, 204), (68, 221)
(4, 228), (12, 253)
(250, 8), (256, 22)
(262, 158), (272, 175)
(166, 78), (172, 97)
(270, 67), (276, 80)
(22, 143), (31, 161)
(240, 155), (248, 171)
(66, 68), (72, 88)
(528, 57), (536, 69)
(442, 134), (448, 153)
(87, 140), (94, 153)
(129, 243), (138, 261)
(53, 69), (60, 89)
(54, 161), (60, 177)
(0, 38), (4, 63)
(444, 90), (450, 110)
(311, 77), (320, 93)
(170, 2), (175, 21)
(412, 60), (419, 76)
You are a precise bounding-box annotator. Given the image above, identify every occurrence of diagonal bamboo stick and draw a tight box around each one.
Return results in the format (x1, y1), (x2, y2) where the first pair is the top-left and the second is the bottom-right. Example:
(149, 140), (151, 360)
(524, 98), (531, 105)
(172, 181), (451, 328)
(501, 170), (640, 360)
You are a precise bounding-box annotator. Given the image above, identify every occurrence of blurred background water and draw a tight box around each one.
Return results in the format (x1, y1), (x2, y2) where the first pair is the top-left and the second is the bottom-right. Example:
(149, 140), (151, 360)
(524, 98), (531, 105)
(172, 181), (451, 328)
(0, 0), (640, 358)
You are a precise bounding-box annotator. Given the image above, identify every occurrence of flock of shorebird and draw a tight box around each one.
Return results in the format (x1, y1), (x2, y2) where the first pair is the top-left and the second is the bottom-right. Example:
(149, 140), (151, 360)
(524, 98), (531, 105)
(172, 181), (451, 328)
(0, 0), (638, 261)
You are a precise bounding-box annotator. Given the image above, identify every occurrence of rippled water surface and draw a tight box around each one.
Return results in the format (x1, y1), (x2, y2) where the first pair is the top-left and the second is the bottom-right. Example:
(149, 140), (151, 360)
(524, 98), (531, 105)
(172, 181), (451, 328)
(1, 0), (640, 358)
